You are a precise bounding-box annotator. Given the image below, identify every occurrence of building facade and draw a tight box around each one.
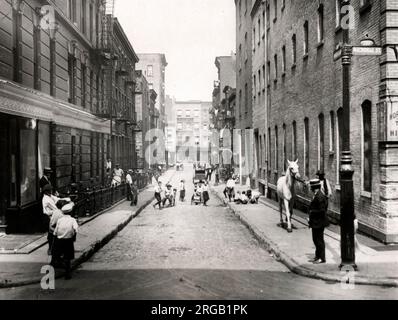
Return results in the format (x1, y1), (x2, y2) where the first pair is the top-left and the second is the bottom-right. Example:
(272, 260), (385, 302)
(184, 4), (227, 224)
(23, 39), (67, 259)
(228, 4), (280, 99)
(0, 0), (138, 234)
(251, 0), (268, 194)
(264, 0), (398, 243)
(165, 95), (176, 166)
(175, 101), (211, 163)
(136, 53), (167, 133)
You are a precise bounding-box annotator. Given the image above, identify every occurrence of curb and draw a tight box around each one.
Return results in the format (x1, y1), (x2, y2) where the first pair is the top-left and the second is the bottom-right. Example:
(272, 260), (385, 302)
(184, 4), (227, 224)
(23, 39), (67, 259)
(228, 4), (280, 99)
(0, 172), (176, 289)
(210, 186), (398, 288)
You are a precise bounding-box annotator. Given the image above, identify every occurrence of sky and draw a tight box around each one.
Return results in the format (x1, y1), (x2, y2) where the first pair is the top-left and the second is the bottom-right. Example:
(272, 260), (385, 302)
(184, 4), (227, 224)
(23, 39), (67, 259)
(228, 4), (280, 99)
(114, 0), (236, 102)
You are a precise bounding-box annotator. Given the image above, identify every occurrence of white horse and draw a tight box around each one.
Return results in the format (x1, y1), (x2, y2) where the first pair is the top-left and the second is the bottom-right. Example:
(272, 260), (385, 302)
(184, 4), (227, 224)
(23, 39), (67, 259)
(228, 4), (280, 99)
(277, 160), (302, 233)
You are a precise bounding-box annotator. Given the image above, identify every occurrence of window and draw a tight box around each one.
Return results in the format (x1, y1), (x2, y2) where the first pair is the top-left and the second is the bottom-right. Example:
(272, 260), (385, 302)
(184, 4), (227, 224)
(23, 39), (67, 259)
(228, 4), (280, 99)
(336, 0), (342, 28)
(337, 108), (344, 184)
(317, 4), (324, 43)
(362, 101), (372, 193)
(20, 120), (37, 206)
(147, 65), (153, 77)
(318, 113), (325, 172)
(253, 27), (256, 52)
(304, 118), (309, 177)
(258, 18), (261, 45)
(148, 83), (153, 90)
(177, 123), (182, 130)
(329, 111), (335, 152)
(186, 110), (191, 117)
(282, 46), (286, 74)
(68, 0), (77, 23)
(292, 34), (297, 65)
(253, 75), (256, 98)
(283, 124), (287, 171)
(33, 18), (41, 90)
(274, 54), (278, 80)
(292, 121), (297, 160)
(267, 61), (271, 85)
(244, 83), (248, 112)
(12, 2), (22, 83)
(258, 70), (261, 94)
(268, 127), (272, 173)
(81, 63), (87, 108)
(275, 126), (279, 172)
(303, 21), (309, 56)
(244, 33), (248, 61)
(262, 65), (266, 90)
(68, 49), (77, 104)
(81, 0), (86, 34)
(89, 3), (94, 42)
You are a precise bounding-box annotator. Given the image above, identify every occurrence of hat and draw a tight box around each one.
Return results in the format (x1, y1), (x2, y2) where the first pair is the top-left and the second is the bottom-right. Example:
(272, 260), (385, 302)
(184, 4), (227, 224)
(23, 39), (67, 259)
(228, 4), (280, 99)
(61, 202), (74, 214)
(43, 167), (53, 174)
(42, 185), (52, 193)
(310, 179), (321, 189)
(316, 170), (325, 177)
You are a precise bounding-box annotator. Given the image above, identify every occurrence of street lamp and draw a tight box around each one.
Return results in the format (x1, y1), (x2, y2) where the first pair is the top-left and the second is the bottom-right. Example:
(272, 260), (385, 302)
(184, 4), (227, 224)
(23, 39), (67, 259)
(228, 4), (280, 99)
(338, 1), (382, 271)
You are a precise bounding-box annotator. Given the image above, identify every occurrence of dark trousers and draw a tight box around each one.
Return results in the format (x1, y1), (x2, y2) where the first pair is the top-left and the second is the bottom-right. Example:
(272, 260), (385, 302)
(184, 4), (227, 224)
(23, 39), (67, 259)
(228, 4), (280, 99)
(127, 184), (132, 201)
(215, 174), (219, 184)
(180, 190), (186, 201)
(312, 227), (326, 261)
(131, 192), (138, 206)
(154, 192), (162, 208)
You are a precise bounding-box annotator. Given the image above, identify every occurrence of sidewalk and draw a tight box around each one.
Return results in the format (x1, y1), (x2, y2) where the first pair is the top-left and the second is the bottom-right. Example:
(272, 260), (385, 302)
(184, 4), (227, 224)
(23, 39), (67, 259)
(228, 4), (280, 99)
(211, 183), (398, 287)
(0, 170), (175, 289)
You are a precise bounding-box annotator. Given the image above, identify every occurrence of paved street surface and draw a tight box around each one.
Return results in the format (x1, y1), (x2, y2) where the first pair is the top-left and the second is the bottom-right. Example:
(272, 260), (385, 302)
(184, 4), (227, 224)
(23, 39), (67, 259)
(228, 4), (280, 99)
(0, 166), (398, 300)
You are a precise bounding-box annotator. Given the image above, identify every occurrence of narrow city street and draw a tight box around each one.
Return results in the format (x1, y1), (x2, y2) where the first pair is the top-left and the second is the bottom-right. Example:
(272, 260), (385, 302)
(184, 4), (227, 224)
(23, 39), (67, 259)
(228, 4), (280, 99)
(0, 166), (397, 300)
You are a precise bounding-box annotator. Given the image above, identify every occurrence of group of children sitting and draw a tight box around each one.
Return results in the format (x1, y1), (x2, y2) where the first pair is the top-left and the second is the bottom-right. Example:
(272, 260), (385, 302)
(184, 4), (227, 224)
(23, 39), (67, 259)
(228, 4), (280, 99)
(191, 180), (210, 206)
(233, 189), (261, 205)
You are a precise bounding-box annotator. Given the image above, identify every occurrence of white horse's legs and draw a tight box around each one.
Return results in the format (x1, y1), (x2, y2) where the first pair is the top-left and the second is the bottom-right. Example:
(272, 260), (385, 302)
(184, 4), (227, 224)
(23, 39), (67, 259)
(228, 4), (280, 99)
(284, 199), (292, 232)
(279, 199), (283, 224)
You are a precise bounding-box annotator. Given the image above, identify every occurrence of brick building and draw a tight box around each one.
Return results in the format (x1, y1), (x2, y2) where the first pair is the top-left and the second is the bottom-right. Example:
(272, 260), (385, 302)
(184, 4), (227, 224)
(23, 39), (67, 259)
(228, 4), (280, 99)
(265, 0), (398, 243)
(235, 0), (255, 185)
(0, 1), (138, 234)
(251, 0), (268, 194)
(136, 53), (167, 133)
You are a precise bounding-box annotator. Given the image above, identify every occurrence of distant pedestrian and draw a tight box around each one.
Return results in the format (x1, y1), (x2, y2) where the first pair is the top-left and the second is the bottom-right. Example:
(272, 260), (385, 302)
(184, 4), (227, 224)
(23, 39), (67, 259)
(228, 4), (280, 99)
(223, 176), (235, 202)
(153, 181), (163, 210)
(53, 203), (78, 280)
(250, 190), (261, 204)
(130, 181), (138, 206)
(240, 192), (249, 204)
(112, 164), (124, 187)
(215, 165), (220, 185)
(308, 179), (329, 264)
(126, 169), (133, 201)
(202, 181), (210, 206)
(179, 180), (186, 202)
(162, 184), (174, 207)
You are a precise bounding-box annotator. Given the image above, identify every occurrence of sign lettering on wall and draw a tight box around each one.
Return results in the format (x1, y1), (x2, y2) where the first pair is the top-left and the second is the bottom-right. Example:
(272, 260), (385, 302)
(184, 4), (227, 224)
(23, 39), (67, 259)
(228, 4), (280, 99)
(387, 101), (398, 140)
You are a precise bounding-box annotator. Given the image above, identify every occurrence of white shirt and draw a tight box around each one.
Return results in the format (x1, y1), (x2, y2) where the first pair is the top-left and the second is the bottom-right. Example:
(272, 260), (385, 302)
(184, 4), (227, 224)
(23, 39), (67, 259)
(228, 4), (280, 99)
(49, 210), (64, 233)
(179, 182), (185, 190)
(165, 188), (173, 197)
(42, 194), (60, 217)
(54, 216), (78, 239)
(202, 184), (209, 192)
(154, 185), (162, 193)
(126, 174), (133, 185)
(226, 179), (235, 188)
(252, 191), (261, 199)
(241, 194), (249, 202)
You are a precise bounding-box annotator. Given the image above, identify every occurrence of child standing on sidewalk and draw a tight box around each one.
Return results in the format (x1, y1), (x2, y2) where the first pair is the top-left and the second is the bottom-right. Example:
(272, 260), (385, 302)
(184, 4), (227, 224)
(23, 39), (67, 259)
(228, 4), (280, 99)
(179, 180), (186, 202)
(53, 204), (78, 280)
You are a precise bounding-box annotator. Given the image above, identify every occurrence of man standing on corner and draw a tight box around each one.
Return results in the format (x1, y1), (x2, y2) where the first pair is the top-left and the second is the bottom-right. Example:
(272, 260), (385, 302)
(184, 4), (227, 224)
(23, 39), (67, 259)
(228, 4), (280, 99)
(308, 179), (329, 264)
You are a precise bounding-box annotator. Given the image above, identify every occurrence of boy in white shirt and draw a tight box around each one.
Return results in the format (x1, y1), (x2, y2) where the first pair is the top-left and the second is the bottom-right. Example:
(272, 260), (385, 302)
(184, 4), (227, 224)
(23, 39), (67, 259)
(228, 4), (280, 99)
(53, 203), (78, 280)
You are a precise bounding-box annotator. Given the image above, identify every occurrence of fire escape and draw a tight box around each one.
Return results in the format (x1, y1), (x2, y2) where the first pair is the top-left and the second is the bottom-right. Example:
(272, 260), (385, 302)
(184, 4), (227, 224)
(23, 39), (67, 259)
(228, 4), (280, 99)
(94, 0), (140, 163)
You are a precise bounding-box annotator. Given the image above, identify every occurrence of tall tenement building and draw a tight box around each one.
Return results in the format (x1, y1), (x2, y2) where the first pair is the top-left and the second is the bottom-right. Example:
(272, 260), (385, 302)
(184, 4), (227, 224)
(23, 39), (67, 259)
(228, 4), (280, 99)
(136, 53), (168, 134)
(0, 1), (138, 234)
(263, 0), (398, 243)
(235, 0), (254, 184)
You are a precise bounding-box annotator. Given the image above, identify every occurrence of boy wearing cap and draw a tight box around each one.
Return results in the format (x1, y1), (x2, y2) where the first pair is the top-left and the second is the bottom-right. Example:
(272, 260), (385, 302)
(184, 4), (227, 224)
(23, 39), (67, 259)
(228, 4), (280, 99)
(308, 179), (329, 264)
(53, 203), (78, 280)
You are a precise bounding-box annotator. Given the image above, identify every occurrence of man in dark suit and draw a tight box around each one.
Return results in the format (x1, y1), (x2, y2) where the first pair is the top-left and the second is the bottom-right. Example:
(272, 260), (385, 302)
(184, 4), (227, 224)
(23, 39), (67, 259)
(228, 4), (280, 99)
(308, 179), (329, 264)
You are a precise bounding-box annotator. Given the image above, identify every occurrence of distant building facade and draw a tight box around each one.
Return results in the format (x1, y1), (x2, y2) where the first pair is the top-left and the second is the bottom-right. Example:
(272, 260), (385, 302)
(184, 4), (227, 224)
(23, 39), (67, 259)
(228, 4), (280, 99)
(175, 101), (211, 163)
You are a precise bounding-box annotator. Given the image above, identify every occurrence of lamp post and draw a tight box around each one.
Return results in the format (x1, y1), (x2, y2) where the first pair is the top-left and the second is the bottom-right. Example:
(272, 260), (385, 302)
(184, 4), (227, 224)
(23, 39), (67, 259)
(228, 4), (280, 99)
(339, 13), (357, 270)
(338, 1), (382, 271)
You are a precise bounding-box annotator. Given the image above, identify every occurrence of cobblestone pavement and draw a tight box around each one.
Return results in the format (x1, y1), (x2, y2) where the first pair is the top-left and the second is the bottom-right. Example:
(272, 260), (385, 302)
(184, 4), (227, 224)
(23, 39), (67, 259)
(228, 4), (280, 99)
(1, 167), (398, 299)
